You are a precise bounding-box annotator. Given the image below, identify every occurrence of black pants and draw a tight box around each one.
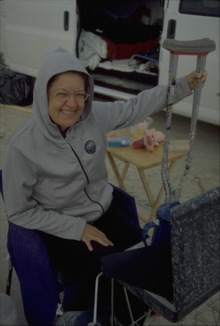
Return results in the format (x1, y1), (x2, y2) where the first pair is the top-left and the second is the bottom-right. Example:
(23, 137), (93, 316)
(39, 195), (147, 324)
(39, 194), (142, 284)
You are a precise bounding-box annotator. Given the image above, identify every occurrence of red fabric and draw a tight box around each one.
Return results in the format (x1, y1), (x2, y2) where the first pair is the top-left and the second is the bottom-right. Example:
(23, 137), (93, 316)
(100, 36), (159, 60)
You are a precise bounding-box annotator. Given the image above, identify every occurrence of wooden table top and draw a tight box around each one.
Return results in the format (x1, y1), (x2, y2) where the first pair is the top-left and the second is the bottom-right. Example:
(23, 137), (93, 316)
(107, 143), (187, 169)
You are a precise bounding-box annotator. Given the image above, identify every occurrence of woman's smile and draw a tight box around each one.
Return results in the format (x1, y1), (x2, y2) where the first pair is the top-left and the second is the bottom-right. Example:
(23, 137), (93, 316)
(61, 110), (76, 115)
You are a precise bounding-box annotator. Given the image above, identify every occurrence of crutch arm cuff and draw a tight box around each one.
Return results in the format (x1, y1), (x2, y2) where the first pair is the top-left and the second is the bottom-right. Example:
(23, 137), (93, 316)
(162, 38), (216, 55)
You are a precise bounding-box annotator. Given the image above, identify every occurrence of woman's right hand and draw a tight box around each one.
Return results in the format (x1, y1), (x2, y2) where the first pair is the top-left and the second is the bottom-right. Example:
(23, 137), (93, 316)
(81, 224), (114, 251)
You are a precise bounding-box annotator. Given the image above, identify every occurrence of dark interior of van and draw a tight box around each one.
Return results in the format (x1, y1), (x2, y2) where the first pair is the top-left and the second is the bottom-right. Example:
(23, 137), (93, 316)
(77, 0), (164, 96)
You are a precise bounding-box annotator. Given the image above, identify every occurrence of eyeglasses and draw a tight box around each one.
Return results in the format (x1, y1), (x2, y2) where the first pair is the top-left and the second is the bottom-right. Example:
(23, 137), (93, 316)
(51, 90), (89, 103)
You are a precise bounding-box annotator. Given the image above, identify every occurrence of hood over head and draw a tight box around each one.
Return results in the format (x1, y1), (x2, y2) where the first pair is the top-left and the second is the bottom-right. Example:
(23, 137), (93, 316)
(32, 48), (94, 141)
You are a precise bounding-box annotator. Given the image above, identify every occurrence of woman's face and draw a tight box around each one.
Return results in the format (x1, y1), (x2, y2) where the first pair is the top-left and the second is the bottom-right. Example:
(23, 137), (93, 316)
(48, 71), (86, 133)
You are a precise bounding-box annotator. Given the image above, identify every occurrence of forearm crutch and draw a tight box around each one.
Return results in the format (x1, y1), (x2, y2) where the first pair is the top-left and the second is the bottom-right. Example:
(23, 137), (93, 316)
(161, 38), (215, 203)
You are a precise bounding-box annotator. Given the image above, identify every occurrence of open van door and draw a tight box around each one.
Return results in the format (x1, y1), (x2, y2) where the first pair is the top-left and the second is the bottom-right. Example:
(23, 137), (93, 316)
(159, 0), (220, 125)
(4, 0), (78, 77)
(2, 0), (219, 125)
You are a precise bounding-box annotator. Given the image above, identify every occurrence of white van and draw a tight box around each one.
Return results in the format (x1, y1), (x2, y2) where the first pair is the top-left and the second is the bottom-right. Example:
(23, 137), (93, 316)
(0, 0), (219, 125)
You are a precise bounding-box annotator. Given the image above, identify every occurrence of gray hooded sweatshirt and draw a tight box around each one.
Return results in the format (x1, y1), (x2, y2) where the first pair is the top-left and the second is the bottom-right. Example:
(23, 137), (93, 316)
(3, 48), (192, 240)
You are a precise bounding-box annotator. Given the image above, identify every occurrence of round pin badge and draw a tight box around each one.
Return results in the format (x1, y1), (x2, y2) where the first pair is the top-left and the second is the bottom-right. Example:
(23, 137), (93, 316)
(85, 140), (96, 154)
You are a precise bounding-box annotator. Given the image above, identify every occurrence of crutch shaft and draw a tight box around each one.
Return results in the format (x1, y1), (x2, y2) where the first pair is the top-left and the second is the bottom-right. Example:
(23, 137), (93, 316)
(161, 38), (215, 203)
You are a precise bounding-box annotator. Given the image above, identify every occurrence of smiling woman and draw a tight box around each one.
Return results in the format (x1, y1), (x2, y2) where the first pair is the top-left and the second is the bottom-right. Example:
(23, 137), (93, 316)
(47, 71), (88, 134)
(2, 47), (204, 325)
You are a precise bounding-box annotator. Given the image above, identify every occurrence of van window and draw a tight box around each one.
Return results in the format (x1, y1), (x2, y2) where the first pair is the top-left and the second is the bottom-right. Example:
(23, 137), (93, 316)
(179, 0), (220, 17)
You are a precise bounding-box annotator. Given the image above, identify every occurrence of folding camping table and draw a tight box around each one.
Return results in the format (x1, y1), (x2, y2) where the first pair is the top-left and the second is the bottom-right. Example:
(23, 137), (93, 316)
(107, 143), (187, 221)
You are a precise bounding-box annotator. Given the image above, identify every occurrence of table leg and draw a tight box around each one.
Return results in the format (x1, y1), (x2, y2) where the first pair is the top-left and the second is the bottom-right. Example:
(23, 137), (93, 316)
(137, 160), (179, 220)
(137, 168), (155, 208)
(107, 152), (127, 191)
(121, 162), (130, 182)
(150, 160), (178, 219)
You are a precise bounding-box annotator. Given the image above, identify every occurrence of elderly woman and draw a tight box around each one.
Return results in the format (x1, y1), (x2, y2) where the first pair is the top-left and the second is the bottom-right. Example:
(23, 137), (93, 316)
(3, 48), (206, 325)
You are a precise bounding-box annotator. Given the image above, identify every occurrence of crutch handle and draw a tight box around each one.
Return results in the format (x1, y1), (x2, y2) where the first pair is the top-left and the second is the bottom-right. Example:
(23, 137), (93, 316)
(162, 38), (215, 55)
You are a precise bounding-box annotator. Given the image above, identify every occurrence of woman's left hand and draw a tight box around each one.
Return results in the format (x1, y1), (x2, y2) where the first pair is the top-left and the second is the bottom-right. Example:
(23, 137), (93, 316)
(186, 71), (207, 90)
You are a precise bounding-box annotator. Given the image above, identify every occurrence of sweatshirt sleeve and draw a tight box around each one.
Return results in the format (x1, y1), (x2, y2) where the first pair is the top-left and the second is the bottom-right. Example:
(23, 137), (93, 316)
(2, 146), (86, 240)
(92, 76), (192, 133)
